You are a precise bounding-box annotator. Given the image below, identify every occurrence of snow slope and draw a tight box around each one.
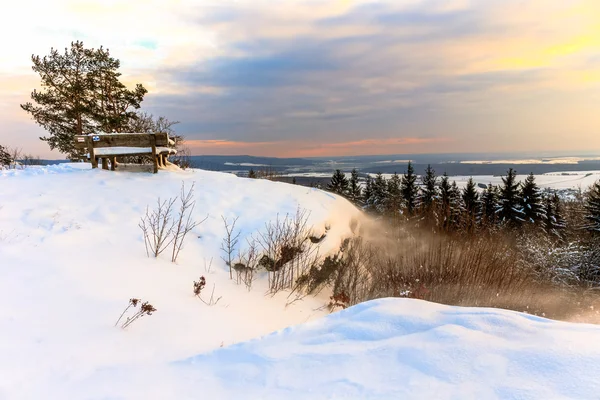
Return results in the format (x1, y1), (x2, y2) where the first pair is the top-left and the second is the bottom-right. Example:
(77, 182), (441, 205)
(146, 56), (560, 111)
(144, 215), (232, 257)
(0, 164), (359, 399)
(1, 164), (600, 399)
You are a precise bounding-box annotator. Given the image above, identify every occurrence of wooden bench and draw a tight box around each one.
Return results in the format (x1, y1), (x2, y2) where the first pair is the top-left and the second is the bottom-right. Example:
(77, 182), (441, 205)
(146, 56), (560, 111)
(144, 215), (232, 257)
(74, 132), (176, 173)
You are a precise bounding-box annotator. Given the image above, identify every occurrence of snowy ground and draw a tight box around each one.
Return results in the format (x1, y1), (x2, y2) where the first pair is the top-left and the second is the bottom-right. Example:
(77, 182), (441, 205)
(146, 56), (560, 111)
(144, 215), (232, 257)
(1, 164), (600, 399)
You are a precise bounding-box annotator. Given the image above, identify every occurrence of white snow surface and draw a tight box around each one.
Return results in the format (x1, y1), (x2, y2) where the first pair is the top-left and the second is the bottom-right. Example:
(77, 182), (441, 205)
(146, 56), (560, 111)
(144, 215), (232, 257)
(1, 164), (600, 399)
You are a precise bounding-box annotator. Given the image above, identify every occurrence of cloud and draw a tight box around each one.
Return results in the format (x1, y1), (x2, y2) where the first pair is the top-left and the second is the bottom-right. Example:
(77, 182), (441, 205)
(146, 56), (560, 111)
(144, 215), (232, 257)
(1, 0), (600, 158)
(185, 136), (449, 157)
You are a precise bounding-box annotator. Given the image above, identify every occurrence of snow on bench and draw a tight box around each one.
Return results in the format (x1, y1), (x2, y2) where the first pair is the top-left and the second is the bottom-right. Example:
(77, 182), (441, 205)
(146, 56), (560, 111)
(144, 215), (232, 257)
(91, 147), (177, 156)
(74, 132), (176, 173)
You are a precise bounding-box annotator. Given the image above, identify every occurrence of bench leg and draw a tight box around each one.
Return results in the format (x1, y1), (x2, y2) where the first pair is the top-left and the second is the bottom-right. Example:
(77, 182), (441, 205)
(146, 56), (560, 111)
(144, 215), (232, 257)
(110, 156), (116, 171)
(151, 146), (158, 174)
(101, 157), (109, 170)
(87, 137), (98, 169)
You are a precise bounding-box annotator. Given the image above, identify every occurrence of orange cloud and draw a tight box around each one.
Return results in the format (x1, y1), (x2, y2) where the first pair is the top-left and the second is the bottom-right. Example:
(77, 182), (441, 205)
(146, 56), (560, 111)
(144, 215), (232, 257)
(184, 137), (449, 157)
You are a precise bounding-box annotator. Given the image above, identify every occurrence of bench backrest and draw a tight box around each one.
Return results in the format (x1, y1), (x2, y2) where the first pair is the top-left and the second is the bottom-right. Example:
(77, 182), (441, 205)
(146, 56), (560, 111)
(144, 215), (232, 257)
(74, 133), (170, 149)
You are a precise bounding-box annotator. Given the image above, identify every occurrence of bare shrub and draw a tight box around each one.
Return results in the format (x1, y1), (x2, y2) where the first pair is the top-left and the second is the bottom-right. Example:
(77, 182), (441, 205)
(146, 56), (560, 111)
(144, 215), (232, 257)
(8, 147), (22, 169)
(115, 298), (157, 329)
(293, 224), (600, 322)
(232, 237), (260, 290)
(221, 216), (240, 279)
(294, 237), (372, 305)
(255, 166), (281, 180)
(328, 291), (350, 311)
(139, 197), (177, 258)
(193, 276), (222, 306)
(519, 233), (600, 288)
(193, 276), (206, 296)
(171, 145), (192, 170)
(204, 257), (213, 273)
(365, 233), (530, 308)
(296, 231), (531, 309)
(21, 154), (43, 166)
(139, 182), (207, 262)
(256, 207), (319, 294)
(171, 182), (208, 262)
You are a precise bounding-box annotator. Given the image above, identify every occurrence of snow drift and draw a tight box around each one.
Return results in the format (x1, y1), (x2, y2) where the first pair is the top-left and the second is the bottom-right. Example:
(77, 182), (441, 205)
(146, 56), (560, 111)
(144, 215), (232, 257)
(1, 164), (599, 399)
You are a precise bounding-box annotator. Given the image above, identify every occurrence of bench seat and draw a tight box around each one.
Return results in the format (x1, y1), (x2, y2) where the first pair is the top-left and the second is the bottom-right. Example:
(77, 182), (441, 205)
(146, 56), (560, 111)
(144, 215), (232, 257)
(89, 147), (177, 157)
(75, 132), (175, 173)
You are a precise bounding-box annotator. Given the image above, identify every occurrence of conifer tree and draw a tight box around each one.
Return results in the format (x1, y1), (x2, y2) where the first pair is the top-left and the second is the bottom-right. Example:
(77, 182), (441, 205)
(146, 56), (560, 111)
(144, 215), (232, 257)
(401, 161), (418, 215)
(544, 193), (566, 238)
(348, 168), (362, 204)
(20, 41), (148, 160)
(497, 168), (525, 226)
(327, 169), (349, 196)
(438, 172), (452, 230)
(520, 173), (544, 224)
(462, 177), (479, 215)
(462, 177), (479, 232)
(419, 164), (438, 218)
(448, 181), (464, 231)
(371, 173), (388, 215)
(87, 47), (147, 133)
(480, 184), (499, 226)
(0, 144), (11, 167)
(584, 180), (600, 232)
(386, 173), (403, 217)
(362, 176), (374, 211)
(248, 168), (257, 178)
(552, 193), (566, 235)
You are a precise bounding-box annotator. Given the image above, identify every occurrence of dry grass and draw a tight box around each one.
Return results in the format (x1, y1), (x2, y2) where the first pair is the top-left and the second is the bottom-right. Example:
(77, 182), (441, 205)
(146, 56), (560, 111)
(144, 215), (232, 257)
(295, 220), (600, 323)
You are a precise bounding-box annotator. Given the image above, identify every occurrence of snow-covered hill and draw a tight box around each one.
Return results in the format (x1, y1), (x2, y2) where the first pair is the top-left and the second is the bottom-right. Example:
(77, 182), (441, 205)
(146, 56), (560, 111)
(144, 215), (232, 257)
(1, 164), (599, 399)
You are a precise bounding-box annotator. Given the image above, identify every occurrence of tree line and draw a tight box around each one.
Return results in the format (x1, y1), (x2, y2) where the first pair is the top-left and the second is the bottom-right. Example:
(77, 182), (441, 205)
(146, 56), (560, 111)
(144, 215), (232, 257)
(326, 164), (600, 237)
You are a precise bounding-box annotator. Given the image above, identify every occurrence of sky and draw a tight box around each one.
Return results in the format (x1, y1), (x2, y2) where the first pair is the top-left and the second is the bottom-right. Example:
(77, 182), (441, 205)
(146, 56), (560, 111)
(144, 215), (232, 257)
(0, 0), (599, 159)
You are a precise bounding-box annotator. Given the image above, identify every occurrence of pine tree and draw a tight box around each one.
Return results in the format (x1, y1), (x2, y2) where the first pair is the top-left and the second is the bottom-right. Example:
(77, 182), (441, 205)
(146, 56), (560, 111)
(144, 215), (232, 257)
(348, 168), (362, 204)
(497, 168), (525, 226)
(520, 173), (544, 224)
(584, 180), (600, 232)
(544, 193), (566, 238)
(87, 46), (147, 133)
(248, 168), (257, 178)
(462, 177), (479, 232)
(401, 161), (418, 215)
(552, 193), (566, 234)
(362, 176), (374, 211)
(419, 164), (438, 219)
(327, 169), (349, 196)
(448, 181), (464, 231)
(462, 177), (479, 215)
(371, 173), (388, 215)
(480, 184), (499, 226)
(20, 41), (148, 160)
(0, 145), (11, 167)
(438, 172), (452, 230)
(386, 173), (403, 217)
